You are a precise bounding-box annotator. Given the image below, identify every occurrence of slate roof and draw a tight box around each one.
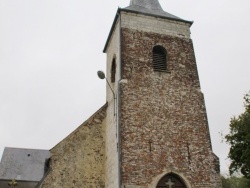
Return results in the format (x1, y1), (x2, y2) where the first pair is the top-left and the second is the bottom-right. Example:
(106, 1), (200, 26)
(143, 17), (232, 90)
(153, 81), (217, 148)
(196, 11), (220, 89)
(0, 147), (50, 181)
(124, 0), (190, 22)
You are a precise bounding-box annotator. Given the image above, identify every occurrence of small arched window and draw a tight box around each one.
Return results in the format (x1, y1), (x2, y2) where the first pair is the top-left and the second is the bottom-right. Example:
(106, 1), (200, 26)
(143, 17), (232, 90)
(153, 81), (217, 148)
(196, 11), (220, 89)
(152, 45), (167, 72)
(111, 58), (116, 83)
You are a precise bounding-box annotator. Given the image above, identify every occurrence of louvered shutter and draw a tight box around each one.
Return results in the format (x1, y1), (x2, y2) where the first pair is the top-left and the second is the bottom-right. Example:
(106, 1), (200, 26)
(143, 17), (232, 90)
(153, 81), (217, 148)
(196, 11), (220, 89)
(152, 46), (167, 72)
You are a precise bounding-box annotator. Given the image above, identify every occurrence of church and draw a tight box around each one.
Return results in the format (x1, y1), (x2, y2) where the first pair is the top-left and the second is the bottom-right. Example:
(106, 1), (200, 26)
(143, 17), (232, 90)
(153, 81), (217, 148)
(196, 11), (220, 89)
(1, 0), (222, 187)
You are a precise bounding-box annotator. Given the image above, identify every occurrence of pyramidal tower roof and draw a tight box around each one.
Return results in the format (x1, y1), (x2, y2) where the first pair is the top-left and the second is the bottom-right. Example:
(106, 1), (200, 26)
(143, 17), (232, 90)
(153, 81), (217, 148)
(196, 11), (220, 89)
(123, 0), (191, 23)
(129, 0), (164, 10)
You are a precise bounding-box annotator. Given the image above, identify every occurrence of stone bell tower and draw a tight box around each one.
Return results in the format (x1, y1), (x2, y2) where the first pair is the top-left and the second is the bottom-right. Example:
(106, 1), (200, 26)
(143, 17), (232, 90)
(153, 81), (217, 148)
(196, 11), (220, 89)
(103, 0), (222, 187)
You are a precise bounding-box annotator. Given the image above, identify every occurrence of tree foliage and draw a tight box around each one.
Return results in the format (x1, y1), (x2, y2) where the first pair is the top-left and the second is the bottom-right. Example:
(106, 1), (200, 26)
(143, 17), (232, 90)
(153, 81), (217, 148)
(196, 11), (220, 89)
(221, 175), (250, 188)
(225, 92), (250, 178)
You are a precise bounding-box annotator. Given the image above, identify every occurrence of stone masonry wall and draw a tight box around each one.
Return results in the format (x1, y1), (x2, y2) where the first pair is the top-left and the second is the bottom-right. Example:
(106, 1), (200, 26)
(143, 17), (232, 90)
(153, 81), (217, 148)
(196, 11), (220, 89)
(120, 26), (222, 187)
(39, 104), (107, 188)
(105, 18), (121, 188)
(121, 12), (191, 39)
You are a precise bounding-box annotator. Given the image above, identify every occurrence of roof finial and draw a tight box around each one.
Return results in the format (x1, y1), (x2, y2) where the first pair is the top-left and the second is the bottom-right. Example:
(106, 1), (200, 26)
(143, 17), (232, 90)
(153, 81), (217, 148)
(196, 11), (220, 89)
(130, 0), (163, 11)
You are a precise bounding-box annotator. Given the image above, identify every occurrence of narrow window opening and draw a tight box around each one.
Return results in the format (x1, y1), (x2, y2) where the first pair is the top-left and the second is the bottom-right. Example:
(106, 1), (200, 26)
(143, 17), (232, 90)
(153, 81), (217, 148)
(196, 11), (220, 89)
(111, 58), (116, 83)
(152, 45), (167, 72)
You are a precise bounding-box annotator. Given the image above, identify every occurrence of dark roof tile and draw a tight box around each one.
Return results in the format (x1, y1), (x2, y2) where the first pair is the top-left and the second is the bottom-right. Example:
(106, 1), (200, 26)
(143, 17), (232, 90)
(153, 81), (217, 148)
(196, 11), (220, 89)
(0, 147), (50, 181)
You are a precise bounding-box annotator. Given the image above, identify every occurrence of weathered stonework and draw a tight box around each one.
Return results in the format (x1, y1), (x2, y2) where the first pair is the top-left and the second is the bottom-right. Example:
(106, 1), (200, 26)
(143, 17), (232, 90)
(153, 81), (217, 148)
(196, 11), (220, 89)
(105, 18), (121, 188)
(39, 104), (107, 188)
(38, 1), (222, 187)
(121, 12), (191, 39)
(118, 25), (221, 187)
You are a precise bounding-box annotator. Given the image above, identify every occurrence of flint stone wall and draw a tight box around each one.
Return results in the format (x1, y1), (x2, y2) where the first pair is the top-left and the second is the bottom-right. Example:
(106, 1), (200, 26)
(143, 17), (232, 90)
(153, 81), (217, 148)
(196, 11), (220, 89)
(120, 27), (222, 187)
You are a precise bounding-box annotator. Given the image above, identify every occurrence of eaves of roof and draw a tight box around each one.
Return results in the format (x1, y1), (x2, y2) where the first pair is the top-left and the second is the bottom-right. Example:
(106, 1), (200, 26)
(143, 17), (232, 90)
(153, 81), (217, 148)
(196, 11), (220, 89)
(103, 8), (193, 53)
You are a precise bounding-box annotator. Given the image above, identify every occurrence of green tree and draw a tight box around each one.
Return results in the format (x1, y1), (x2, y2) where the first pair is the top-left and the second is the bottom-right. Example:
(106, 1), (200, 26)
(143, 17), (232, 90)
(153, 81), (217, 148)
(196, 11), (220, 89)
(221, 175), (250, 188)
(225, 92), (250, 178)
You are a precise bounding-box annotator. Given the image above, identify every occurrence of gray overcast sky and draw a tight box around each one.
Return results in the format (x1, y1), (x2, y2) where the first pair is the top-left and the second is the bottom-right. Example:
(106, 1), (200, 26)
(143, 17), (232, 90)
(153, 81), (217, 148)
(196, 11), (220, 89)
(0, 0), (250, 175)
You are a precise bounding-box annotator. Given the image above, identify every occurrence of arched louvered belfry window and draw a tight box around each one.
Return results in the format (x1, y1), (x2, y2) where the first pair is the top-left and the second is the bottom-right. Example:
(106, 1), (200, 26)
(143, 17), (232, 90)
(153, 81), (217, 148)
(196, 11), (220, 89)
(111, 58), (116, 83)
(152, 45), (167, 72)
